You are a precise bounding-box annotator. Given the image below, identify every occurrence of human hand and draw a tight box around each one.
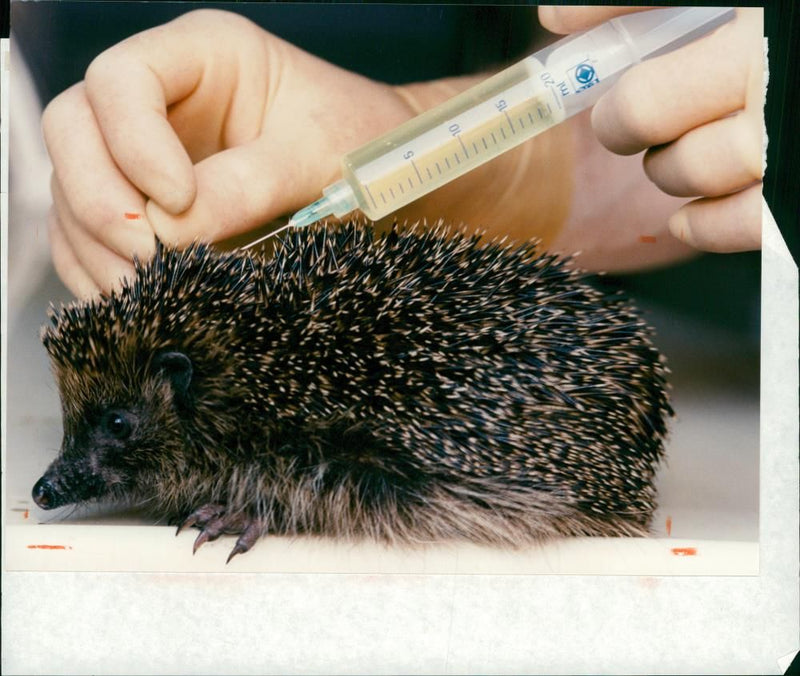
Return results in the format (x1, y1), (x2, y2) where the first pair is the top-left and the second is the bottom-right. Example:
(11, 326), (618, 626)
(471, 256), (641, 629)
(42, 9), (426, 296)
(539, 6), (764, 254)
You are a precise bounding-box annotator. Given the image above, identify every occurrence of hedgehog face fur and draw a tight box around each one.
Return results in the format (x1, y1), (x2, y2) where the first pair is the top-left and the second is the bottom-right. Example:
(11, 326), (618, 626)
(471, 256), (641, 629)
(34, 222), (672, 561)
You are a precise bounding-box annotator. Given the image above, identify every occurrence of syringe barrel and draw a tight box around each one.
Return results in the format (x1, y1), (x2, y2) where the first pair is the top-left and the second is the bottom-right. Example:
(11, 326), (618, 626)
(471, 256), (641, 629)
(331, 7), (734, 223)
(340, 58), (562, 221)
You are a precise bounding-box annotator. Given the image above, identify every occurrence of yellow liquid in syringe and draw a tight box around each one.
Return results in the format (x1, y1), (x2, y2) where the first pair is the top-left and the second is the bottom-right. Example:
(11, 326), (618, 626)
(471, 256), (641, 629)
(341, 58), (565, 221)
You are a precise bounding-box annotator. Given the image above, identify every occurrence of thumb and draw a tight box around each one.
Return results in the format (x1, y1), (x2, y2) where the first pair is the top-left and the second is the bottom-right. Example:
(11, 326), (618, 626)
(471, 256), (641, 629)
(147, 138), (327, 246)
(538, 6), (650, 34)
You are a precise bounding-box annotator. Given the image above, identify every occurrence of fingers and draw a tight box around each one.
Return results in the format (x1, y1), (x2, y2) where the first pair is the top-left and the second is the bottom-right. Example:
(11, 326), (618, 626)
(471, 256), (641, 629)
(643, 112), (763, 198)
(79, 9), (308, 246)
(49, 202), (138, 299)
(668, 184), (762, 253)
(43, 82), (157, 294)
(591, 13), (755, 155)
(48, 210), (100, 299)
(146, 138), (308, 246)
(42, 84), (157, 260)
(84, 58), (197, 215)
(83, 10), (276, 215)
(581, 7), (763, 254)
(50, 175), (139, 288)
(83, 21), (206, 213)
(538, 6), (649, 34)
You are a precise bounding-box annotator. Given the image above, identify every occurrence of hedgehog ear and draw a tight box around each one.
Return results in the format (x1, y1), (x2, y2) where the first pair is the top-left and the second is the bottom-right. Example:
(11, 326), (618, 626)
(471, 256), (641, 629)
(154, 351), (193, 400)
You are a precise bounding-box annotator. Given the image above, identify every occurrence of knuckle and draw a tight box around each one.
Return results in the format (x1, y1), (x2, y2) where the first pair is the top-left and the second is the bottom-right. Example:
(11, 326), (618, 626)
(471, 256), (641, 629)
(67, 186), (119, 236)
(84, 52), (118, 93)
(595, 74), (661, 154)
(89, 203), (122, 237)
(613, 80), (660, 146)
(84, 48), (134, 101)
(41, 86), (81, 144)
(178, 8), (257, 33)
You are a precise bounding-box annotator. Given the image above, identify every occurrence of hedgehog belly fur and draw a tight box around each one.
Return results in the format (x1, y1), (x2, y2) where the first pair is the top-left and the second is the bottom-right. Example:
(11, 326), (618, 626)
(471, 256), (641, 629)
(38, 221), (672, 553)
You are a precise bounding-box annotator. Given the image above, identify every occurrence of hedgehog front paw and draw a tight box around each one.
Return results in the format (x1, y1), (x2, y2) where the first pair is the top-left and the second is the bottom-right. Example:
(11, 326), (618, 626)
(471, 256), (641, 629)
(175, 503), (263, 563)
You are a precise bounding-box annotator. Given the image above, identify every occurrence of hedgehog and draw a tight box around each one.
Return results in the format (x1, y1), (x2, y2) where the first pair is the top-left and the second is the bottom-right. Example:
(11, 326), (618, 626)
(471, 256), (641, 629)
(33, 221), (672, 562)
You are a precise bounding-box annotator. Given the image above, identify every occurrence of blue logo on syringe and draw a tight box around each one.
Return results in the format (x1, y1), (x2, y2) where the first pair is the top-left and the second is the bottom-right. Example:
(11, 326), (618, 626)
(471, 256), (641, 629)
(571, 62), (599, 91)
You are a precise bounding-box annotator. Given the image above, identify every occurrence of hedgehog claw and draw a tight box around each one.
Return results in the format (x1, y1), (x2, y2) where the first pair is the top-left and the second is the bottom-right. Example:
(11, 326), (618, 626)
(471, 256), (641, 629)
(177, 503), (262, 559)
(192, 530), (211, 554)
(176, 503), (226, 536)
(176, 517), (195, 536)
(226, 543), (248, 564)
(191, 516), (229, 554)
(226, 522), (262, 564)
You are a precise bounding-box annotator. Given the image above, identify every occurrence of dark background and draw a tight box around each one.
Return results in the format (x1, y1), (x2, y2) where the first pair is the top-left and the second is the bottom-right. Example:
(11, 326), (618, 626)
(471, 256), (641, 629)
(9, 1), (798, 351)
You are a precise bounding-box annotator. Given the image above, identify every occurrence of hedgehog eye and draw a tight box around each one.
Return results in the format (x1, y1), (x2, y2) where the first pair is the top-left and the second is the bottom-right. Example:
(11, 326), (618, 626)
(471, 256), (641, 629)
(102, 410), (133, 440)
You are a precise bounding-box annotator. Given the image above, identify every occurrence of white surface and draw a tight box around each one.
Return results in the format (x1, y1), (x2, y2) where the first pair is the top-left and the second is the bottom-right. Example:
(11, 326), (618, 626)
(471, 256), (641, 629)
(6, 525), (756, 575)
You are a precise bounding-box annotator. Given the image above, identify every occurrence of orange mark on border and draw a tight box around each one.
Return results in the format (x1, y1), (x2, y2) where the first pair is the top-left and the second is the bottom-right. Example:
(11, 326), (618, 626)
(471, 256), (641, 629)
(124, 212), (141, 220)
(665, 516), (672, 536)
(670, 547), (697, 557)
(639, 235), (657, 243)
(27, 544), (72, 550)
(24, 509), (29, 519)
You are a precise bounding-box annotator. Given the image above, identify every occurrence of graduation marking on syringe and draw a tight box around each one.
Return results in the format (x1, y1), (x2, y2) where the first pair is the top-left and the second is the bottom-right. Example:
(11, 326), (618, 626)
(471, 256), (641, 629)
(364, 185), (378, 210)
(503, 112), (516, 134)
(411, 160), (423, 184)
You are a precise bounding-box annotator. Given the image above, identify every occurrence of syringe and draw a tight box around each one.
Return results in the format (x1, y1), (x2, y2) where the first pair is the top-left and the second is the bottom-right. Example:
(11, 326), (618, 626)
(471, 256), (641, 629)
(245, 6), (735, 246)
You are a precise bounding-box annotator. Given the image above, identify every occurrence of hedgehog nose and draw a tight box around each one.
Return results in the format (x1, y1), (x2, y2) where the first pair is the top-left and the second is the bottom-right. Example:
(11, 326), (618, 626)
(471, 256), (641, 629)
(32, 477), (58, 510)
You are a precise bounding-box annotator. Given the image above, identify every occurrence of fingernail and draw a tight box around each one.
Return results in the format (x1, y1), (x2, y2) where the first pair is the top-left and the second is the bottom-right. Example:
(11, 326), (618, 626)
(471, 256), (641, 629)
(146, 200), (183, 246)
(668, 210), (696, 248)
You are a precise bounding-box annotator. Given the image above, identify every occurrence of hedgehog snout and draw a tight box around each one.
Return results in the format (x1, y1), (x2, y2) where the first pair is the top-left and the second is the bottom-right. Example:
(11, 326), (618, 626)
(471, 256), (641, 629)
(31, 477), (58, 509)
(32, 476), (65, 510)
(31, 449), (116, 510)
